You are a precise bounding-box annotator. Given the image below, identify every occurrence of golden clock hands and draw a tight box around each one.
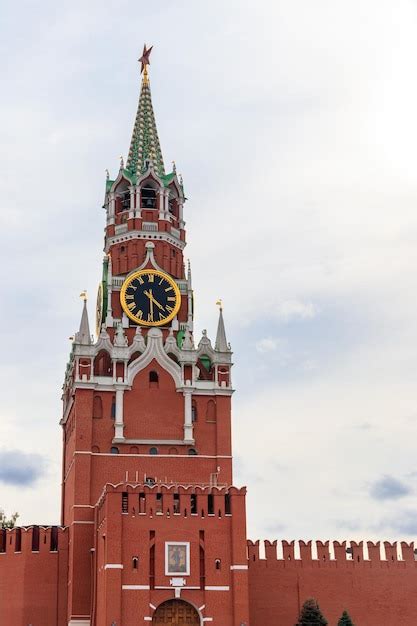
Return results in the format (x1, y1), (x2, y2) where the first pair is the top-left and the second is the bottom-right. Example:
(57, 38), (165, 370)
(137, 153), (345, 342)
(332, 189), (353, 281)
(146, 289), (154, 321)
(144, 289), (164, 311)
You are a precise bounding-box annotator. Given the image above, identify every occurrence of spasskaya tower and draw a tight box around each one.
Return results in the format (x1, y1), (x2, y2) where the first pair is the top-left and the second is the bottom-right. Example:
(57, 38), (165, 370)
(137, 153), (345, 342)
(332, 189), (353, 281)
(60, 46), (250, 626)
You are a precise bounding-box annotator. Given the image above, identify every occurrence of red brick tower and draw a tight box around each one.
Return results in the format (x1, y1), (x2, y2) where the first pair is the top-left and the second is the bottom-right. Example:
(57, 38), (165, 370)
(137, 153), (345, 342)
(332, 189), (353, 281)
(61, 47), (250, 626)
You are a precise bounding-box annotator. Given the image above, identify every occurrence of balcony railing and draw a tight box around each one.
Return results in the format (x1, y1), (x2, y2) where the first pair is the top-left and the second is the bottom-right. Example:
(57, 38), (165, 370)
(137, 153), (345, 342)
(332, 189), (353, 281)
(142, 222), (158, 232)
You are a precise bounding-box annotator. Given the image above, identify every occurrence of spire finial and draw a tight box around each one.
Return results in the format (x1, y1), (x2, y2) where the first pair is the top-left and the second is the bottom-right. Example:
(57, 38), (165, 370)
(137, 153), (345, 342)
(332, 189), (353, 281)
(127, 45), (165, 177)
(119, 155), (124, 170)
(139, 44), (153, 84)
(80, 290), (87, 301)
(216, 298), (223, 311)
(172, 160), (177, 173)
(105, 168), (110, 180)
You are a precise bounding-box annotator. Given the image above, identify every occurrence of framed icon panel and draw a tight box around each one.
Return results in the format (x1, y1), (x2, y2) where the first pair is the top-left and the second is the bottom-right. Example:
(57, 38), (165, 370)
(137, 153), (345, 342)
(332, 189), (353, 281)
(165, 541), (190, 576)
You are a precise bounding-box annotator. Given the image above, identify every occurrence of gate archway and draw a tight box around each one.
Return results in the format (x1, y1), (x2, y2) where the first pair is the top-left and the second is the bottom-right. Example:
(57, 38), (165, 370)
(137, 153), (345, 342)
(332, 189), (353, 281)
(152, 599), (200, 624)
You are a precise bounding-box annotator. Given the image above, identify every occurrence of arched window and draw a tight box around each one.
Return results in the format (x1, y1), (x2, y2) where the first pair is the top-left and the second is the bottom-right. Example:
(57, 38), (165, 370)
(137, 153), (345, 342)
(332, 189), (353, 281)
(141, 185), (157, 209)
(93, 395), (103, 419)
(130, 446), (139, 454)
(92, 445), (100, 453)
(149, 447), (158, 455)
(110, 446), (119, 455)
(94, 350), (112, 377)
(169, 447), (178, 455)
(206, 400), (216, 422)
(188, 448), (198, 456)
(215, 558), (221, 570)
(191, 400), (197, 422)
(149, 370), (159, 388)
(111, 396), (116, 419)
(115, 179), (130, 214)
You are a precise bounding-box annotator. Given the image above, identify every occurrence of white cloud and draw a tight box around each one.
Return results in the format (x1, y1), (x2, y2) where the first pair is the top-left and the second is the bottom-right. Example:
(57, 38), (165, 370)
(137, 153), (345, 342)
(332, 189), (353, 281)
(274, 300), (317, 322)
(255, 338), (281, 353)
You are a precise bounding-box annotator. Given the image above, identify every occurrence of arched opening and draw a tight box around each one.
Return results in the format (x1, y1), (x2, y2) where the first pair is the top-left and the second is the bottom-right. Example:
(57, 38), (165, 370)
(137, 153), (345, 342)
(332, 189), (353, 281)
(141, 179), (158, 209)
(152, 599), (200, 625)
(94, 350), (112, 377)
(128, 351), (142, 366)
(115, 178), (130, 215)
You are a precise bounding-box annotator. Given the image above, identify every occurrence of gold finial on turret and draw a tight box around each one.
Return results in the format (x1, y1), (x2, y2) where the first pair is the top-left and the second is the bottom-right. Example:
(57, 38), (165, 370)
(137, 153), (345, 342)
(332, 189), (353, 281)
(216, 299), (223, 311)
(79, 290), (87, 301)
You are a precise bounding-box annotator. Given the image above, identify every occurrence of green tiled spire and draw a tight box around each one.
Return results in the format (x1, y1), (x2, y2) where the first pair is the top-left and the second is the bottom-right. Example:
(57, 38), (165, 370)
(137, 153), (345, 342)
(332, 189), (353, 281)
(126, 70), (165, 179)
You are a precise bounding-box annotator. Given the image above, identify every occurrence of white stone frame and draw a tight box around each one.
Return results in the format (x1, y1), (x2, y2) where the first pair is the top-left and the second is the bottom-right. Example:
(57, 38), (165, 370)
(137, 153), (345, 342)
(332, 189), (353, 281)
(165, 541), (190, 576)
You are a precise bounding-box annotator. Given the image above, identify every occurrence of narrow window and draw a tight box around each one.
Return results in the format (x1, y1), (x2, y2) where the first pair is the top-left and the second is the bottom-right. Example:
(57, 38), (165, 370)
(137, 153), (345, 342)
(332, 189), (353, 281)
(225, 493), (231, 515)
(32, 526), (40, 552)
(191, 401), (197, 422)
(173, 494), (180, 514)
(149, 447), (158, 455)
(122, 492), (128, 513)
(188, 448), (198, 456)
(132, 556), (139, 569)
(191, 494), (197, 515)
(156, 493), (163, 514)
(110, 446), (119, 454)
(149, 544), (155, 589)
(139, 492), (146, 514)
(149, 371), (159, 388)
(208, 494), (214, 515)
(15, 527), (22, 552)
(50, 527), (58, 552)
(200, 546), (205, 589)
(215, 558), (221, 570)
(111, 396), (116, 419)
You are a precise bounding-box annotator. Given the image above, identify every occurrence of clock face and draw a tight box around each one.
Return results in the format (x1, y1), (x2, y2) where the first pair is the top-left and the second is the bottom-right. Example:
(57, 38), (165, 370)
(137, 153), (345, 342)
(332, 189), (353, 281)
(120, 269), (181, 327)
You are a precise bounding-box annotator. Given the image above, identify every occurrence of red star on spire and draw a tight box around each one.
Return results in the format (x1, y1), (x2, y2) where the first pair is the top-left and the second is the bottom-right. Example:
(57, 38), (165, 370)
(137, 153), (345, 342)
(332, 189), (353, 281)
(138, 44), (153, 74)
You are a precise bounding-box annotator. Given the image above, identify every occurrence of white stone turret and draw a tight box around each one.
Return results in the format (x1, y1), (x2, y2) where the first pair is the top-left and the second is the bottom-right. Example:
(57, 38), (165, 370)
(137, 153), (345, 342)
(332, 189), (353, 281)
(215, 306), (230, 352)
(75, 298), (92, 345)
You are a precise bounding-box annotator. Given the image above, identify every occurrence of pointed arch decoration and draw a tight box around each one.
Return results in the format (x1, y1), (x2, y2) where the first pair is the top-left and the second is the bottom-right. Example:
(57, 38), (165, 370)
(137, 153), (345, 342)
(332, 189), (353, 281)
(127, 327), (182, 388)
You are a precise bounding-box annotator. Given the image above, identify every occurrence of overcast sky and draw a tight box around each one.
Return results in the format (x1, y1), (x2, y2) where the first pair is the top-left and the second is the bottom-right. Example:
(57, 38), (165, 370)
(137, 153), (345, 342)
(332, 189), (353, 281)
(1, 0), (417, 545)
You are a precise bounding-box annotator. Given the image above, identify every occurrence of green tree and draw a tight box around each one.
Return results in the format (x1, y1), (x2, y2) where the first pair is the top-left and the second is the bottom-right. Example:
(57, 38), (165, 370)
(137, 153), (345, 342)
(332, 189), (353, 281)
(0, 509), (19, 529)
(338, 610), (355, 626)
(295, 598), (328, 625)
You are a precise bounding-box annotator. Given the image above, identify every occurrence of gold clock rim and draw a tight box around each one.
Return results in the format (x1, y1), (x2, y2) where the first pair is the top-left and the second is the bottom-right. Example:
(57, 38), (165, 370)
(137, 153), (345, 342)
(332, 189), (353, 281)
(95, 282), (103, 336)
(120, 269), (181, 327)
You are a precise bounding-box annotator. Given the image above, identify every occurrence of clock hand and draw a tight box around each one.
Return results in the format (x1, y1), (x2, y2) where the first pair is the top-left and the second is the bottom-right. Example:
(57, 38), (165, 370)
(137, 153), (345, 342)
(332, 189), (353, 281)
(148, 289), (154, 321)
(144, 289), (165, 311)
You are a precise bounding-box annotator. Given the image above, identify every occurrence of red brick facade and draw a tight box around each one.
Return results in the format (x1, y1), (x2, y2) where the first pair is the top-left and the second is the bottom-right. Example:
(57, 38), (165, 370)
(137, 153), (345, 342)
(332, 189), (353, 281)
(0, 56), (416, 626)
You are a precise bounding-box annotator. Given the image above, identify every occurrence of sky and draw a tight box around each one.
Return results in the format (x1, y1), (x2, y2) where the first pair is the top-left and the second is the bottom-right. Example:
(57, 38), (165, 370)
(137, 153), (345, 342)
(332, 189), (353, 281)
(1, 0), (417, 545)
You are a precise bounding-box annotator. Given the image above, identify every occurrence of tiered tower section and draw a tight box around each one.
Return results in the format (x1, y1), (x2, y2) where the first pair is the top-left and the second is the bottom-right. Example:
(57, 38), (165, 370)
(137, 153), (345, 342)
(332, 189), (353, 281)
(59, 49), (248, 626)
